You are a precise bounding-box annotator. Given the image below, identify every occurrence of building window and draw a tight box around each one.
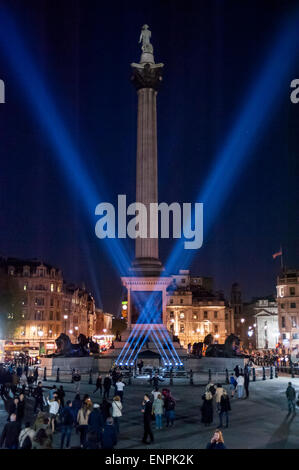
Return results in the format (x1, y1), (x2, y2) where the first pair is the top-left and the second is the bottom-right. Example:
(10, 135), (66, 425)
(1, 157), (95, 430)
(170, 299), (173, 304)
(193, 314), (198, 320)
(281, 304), (285, 309)
(214, 324), (218, 333)
(292, 333), (299, 340)
(35, 310), (43, 321)
(181, 279), (186, 284)
(204, 311), (208, 319)
(291, 316), (297, 328)
(35, 298), (44, 306)
(170, 311), (174, 319)
(214, 311), (218, 319)
(281, 316), (285, 328)
(180, 299), (183, 304)
(290, 303), (296, 309)
(179, 312), (185, 319)
(23, 284), (27, 291)
(290, 287), (296, 296)
(50, 283), (54, 292)
(56, 312), (60, 321)
(180, 323), (185, 333)
(282, 333), (286, 340)
(57, 285), (61, 293)
(225, 313), (228, 320)
(49, 311), (53, 321)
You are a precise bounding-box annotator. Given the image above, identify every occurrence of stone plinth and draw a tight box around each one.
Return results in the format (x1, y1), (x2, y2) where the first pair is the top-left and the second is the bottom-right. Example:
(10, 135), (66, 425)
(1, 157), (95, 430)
(40, 356), (97, 375)
(184, 356), (247, 373)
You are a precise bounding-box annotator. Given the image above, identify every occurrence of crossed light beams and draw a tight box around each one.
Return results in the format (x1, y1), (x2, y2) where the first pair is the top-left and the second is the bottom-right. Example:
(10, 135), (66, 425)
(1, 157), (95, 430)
(0, 7), (180, 363)
(116, 291), (181, 365)
(118, 9), (299, 365)
(165, 10), (299, 276)
(0, 8), (131, 278)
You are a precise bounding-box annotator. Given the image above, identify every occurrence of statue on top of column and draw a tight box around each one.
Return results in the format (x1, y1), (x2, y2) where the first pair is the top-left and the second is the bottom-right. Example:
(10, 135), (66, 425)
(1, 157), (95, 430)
(139, 24), (153, 54)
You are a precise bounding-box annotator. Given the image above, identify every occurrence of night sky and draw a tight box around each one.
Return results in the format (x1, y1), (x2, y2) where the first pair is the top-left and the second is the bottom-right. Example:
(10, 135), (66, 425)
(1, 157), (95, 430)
(0, 0), (298, 315)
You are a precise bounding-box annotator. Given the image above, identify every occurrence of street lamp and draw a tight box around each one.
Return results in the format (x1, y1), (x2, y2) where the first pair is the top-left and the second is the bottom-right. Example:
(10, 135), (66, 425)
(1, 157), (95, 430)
(63, 315), (68, 334)
(38, 329), (44, 355)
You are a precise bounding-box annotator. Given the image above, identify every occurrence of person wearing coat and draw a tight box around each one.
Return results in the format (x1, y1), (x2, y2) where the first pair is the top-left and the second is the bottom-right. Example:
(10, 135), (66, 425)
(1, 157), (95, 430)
(103, 375), (112, 399)
(218, 390), (231, 428)
(111, 396), (122, 434)
(215, 384), (225, 412)
(101, 417), (117, 449)
(88, 403), (104, 443)
(201, 391), (213, 426)
(142, 394), (154, 444)
(0, 413), (21, 449)
(152, 393), (164, 430)
(19, 422), (35, 449)
(16, 393), (26, 424)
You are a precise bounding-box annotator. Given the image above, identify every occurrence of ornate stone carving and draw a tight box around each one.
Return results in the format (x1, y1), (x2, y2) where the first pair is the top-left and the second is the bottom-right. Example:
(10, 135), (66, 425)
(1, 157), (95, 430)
(131, 63), (163, 91)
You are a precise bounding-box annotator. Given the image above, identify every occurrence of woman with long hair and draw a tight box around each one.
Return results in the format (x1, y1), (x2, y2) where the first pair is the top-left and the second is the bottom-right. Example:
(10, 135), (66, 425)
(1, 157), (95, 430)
(111, 395), (122, 434)
(201, 391), (213, 426)
(206, 429), (226, 449)
(77, 402), (92, 447)
(47, 394), (60, 433)
(152, 393), (164, 430)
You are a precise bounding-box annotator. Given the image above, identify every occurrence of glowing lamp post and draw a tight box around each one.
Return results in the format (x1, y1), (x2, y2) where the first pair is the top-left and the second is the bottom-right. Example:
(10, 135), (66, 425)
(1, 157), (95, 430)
(63, 315), (68, 334)
(38, 329), (44, 355)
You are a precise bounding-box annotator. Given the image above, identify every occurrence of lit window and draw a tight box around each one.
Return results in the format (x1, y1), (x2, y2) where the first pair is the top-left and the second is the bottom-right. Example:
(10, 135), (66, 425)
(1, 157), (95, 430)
(179, 312), (185, 319)
(23, 285), (27, 291)
(50, 284), (54, 292)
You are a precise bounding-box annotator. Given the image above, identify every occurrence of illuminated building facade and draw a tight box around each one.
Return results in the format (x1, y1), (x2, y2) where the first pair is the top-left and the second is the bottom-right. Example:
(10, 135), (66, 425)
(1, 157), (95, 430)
(277, 270), (299, 352)
(166, 270), (233, 347)
(0, 257), (111, 354)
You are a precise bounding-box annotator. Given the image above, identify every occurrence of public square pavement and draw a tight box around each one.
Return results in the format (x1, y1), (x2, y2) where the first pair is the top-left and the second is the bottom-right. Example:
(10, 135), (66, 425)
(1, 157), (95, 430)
(0, 375), (298, 449)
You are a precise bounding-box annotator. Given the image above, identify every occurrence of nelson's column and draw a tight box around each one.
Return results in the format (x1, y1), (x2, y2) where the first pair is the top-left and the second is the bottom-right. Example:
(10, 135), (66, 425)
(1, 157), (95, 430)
(121, 26), (172, 331)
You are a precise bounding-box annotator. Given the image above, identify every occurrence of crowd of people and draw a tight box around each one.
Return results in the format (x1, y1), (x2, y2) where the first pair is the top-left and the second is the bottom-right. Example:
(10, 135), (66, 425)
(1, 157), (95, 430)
(0, 359), (298, 450)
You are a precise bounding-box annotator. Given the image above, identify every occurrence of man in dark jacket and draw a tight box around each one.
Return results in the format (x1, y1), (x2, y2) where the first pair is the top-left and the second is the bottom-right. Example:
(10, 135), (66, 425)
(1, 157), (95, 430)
(150, 372), (163, 391)
(103, 375), (112, 399)
(33, 381), (44, 413)
(101, 417), (117, 449)
(60, 401), (74, 449)
(286, 382), (296, 413)
(244, 369), (250, 399)
(88, 403), (104, 444)
(142, 394), (154, 444)
(0, 413), (21, 449)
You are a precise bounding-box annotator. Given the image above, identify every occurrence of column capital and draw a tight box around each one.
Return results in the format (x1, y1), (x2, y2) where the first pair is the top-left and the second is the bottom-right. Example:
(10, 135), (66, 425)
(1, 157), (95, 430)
(131, 62), (163, 92)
